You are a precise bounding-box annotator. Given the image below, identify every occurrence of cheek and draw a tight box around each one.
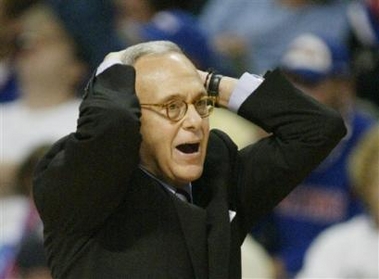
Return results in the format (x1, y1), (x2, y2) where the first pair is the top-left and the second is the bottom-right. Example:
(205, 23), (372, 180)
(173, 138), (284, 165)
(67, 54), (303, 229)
(42, 48), (75, 70)
(140, 116), (175, 159)
(202, 121), (210, 141)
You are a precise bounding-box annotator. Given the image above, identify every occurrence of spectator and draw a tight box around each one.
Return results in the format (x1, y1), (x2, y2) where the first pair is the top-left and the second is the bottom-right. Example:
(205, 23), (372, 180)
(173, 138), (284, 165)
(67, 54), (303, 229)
(252, 33), (377, 278)
(199, 0), (350, 75)
(1, 0), (125, 190)
(296, 124), (379, 279)
(0, 2), (85, 196)
(0, 0), (123, 104)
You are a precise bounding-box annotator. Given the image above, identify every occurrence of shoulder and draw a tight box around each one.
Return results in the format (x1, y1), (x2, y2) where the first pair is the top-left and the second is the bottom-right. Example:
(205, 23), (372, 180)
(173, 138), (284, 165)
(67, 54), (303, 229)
(203, 129), (238, 176)
(208, 129), (238, 157)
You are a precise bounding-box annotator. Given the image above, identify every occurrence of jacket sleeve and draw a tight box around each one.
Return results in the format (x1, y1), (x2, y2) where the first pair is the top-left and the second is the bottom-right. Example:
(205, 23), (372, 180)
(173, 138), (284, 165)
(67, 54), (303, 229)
(231, 69), (347, 236)
(33, 64), (142, 233)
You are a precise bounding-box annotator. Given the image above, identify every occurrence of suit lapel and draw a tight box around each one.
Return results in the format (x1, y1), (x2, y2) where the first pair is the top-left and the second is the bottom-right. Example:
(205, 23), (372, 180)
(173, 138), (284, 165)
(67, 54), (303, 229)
(133, 170), (209, 278)
(192, 177), (232, 279)
(205, 180), (231, 279)
(172, 197), (208, 279)
(193, 131), (234, 279)
(173, 189), (232, 279)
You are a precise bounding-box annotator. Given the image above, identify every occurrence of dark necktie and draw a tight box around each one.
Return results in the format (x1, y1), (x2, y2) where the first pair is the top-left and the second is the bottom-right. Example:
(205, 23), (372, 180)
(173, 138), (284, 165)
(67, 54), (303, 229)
(175, 188), (191, 203)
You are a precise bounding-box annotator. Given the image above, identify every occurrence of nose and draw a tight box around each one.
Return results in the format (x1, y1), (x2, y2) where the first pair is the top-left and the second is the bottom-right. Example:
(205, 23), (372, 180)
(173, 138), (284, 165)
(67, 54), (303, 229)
(182, 104), (203, 130)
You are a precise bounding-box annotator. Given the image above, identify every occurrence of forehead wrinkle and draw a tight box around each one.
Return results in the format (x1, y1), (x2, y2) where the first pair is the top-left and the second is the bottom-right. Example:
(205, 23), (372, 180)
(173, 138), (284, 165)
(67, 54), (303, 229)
(137, 72), (204, 101)
(158, 90), (207, 104)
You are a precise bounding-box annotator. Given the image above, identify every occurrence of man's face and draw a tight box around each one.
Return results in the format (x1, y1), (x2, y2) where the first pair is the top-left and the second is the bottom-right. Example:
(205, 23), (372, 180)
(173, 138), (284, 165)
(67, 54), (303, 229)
(15, 7), (83, 88)
(285, 73), (350, 111)
(135, 52), (210, 187)
(295, 79), (342, 108)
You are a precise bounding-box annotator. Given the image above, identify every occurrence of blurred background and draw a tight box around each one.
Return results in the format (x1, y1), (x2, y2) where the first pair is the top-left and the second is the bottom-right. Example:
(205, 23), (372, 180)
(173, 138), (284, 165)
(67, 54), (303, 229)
(0, 0), (378, 278)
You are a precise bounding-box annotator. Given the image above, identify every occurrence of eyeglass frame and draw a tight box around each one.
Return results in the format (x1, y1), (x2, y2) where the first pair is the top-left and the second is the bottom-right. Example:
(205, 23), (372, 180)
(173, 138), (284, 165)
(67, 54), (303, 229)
(140, 95), (216, 122)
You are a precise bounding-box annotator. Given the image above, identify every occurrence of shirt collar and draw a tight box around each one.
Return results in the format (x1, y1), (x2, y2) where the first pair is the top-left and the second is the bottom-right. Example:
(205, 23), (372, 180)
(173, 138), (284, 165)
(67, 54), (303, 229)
(139, 165), (193, 202)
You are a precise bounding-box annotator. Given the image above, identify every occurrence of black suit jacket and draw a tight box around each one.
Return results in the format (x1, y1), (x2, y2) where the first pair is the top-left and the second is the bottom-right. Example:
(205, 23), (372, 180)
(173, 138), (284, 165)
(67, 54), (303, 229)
(33, 64), (346, 279)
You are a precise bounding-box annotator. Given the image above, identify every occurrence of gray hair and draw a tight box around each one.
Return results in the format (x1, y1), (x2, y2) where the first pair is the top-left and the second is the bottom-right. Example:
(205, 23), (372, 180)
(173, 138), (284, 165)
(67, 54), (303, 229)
(120, 41), (183, 65)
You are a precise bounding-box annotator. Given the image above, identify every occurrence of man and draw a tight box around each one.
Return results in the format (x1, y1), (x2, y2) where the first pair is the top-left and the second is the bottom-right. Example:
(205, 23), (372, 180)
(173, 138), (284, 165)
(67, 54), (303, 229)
(33, 40), (346, 279)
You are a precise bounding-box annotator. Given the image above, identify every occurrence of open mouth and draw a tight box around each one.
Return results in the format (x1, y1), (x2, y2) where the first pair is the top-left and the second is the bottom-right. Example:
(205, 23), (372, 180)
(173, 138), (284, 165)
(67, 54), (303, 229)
(176, 143), (200, 154)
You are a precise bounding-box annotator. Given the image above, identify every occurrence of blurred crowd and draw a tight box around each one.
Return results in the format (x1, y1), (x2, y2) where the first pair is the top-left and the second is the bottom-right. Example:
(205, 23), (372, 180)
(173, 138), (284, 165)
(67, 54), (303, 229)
(0, 0), (378, 278)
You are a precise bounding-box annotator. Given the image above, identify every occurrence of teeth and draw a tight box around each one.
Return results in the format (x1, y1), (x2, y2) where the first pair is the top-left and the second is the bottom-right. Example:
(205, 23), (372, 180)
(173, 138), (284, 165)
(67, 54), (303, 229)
(176, 143), (199, 154)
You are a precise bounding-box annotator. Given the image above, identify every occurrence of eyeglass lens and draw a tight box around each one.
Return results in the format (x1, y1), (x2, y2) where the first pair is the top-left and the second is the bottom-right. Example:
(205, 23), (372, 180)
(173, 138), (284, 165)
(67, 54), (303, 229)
(166, 98), (214, 121)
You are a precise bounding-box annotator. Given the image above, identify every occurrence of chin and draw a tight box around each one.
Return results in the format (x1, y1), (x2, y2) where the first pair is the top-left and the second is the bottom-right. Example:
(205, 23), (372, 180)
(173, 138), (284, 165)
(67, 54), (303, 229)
(174, 165), (203, 184)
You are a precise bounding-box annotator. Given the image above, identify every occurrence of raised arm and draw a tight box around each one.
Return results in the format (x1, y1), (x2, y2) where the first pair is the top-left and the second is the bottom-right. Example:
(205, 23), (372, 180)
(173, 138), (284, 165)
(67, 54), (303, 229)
(33, 64), (141, 233)
(237, 69), (346, 232)
(199, 69), (346, 236)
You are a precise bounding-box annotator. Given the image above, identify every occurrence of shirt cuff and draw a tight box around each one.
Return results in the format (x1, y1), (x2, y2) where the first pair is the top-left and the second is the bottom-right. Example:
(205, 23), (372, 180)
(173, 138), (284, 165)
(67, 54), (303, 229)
(96, 58), (123, 76)
(228, 72), (264, 112)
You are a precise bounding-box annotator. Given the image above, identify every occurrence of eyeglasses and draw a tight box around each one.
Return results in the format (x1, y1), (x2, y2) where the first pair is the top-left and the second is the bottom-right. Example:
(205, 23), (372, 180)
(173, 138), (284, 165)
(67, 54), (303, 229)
(140, 96), (215, 122)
